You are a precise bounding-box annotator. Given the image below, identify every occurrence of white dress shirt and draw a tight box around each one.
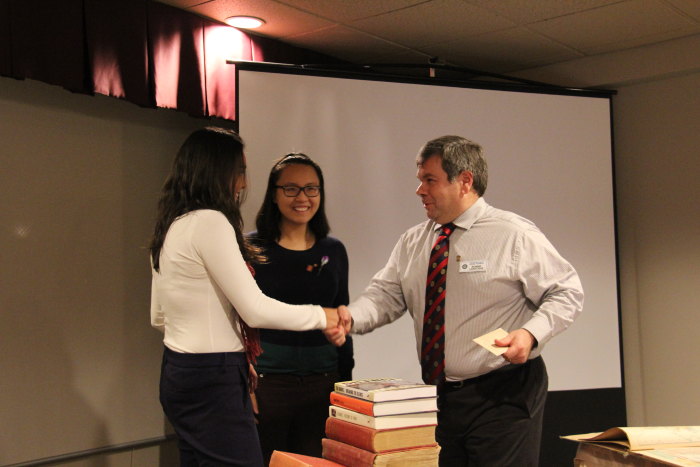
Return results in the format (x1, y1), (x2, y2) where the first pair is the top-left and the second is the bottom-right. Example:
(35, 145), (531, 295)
(350, 197), (584, 381)
(150, 209), (325, 354)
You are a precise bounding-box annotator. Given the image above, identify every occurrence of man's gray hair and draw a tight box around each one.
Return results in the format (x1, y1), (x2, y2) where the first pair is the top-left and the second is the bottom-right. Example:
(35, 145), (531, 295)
(416, 135), (488, 196)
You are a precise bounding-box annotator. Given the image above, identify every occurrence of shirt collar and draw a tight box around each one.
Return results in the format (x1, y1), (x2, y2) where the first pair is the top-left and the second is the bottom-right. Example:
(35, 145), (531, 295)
(433, 197), (488, 233)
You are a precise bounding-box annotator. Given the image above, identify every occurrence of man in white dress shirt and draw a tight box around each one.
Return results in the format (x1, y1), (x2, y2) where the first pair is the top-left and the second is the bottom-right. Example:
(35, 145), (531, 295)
(341, 135), (584, 466)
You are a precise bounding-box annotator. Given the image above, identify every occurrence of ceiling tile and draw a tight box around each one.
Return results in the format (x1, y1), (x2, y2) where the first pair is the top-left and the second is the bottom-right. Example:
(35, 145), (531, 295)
(528, 0), (700, 53)
(464, 0), (623, 24)
(284, 25), (417, 63)
(424, 27), (583, 73)
(153, 0), (700, 78)
(364, 47), (435, 65)
(665, 0), (700, 21)
(274, 0), (428, 22)
(349, 0), (515, 49)
(156, 0), (207, 8)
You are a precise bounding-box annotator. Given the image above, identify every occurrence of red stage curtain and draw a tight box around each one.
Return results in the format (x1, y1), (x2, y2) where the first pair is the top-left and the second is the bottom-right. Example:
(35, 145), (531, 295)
(147, 1), (205, 117)
(85, 0), (150, 107)
(0, 0), (341, 121)
(8, 0), (87, 93)
(0, 0), (10, 76)
(204, 23), (252, 121)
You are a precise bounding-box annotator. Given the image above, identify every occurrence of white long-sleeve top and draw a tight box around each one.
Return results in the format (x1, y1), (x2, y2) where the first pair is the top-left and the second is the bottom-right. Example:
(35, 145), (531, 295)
(150, 209), (326, 353)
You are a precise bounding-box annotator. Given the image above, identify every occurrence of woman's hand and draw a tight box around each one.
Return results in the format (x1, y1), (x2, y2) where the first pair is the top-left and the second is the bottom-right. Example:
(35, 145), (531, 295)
(250, 391), (259, 423)
(248, 364), (260, 423)
(323, 307), (346, 346)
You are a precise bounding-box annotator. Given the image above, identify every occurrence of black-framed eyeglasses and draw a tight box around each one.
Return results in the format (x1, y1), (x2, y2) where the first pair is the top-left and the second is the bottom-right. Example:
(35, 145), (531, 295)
(275, 185), (321, 197)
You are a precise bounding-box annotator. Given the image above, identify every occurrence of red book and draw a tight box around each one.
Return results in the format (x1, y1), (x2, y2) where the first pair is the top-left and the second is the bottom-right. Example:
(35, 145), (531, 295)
(325, 417), (437, 453)
(330, 391), (437, 416)
(269, 450), (344, 467)
(321, 438), (440, 467)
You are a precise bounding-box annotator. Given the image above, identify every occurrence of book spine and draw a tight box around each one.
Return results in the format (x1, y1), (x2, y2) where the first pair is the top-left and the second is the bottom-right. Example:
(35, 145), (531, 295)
(322, 438), (375, 467)
(330, 392), (375, 416)
(325, 418), (377, 452)
(334, 384), (373, 401)
(329, 406), (375, 428)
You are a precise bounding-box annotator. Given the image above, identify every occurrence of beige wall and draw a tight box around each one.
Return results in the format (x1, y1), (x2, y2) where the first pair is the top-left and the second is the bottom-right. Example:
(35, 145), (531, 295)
(0, 77), (231, 465)
(42, 439), (178, 467)
(519, 34), (700, 426)
(615, 74), (700, 425)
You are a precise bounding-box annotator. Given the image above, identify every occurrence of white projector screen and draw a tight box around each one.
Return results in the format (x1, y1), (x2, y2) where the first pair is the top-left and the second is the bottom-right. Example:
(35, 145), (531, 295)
(237, 67), (620, 392)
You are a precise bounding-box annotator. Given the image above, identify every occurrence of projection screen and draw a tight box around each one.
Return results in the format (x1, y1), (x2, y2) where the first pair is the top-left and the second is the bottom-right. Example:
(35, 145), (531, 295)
(237, 66), (620, 392)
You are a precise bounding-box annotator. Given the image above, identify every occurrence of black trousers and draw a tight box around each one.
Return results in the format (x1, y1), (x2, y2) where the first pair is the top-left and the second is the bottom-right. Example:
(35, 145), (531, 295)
(255, 372), (338, 466)
(159, 347), (264, 467)
(437, 356), (548, 467)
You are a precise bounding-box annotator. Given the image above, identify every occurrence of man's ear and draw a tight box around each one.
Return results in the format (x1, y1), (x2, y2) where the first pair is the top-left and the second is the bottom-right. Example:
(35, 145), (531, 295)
(460, 170), (474, 194)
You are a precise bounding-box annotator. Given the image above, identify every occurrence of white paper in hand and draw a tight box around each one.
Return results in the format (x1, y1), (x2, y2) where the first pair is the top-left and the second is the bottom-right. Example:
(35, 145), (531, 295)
(473, 328), (509, 355)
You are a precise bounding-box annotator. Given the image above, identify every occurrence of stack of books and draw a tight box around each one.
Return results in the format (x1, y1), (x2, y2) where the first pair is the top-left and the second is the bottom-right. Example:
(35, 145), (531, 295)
(322, 378), (440, 466)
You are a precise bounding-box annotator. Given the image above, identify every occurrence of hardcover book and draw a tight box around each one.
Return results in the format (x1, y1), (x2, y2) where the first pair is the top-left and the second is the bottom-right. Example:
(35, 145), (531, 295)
(562, 426), (700, 466)
(321, 438), (440, 467)
(325, 417), (437, 453)
(334, 378), (436, 402)
(269, 450), (345, 467)
(330, 391), (437, 416)
(328, 405), (437, 430)
(562, 426), (700, 451)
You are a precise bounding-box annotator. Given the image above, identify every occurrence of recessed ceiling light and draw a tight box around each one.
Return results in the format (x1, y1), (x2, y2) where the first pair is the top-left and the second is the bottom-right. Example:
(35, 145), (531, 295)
(225, 16), (266, 29)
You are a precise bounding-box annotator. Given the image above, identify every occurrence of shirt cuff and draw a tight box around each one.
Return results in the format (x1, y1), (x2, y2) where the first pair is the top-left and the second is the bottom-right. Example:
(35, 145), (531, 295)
(522, 314), (553, 347)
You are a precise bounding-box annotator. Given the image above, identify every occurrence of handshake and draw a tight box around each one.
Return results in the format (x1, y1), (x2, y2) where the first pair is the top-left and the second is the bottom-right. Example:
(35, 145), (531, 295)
(322, 305), (352, 346)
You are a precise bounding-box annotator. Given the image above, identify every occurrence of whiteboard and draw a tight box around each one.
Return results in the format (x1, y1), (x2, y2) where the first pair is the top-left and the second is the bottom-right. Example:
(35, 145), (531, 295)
(237, 67), (620, 392)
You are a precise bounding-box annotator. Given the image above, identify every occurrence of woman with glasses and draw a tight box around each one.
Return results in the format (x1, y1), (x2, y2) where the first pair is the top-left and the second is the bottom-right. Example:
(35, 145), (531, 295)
(149, 131), (344, 466)
(248, 153), (353, 464)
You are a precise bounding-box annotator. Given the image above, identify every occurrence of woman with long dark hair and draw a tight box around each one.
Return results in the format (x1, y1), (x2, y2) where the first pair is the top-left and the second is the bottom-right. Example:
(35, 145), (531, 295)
(248, 153), (353, 464)
(149, 128), (343, 466)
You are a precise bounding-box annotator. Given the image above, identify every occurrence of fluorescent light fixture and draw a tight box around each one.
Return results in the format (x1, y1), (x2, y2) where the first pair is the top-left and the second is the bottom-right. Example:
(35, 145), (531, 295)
(225, 16), (265, 29)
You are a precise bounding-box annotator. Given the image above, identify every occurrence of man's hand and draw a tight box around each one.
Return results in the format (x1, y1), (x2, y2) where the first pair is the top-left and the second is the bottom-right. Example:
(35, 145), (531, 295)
(494, 328), (536, 364)
(338, 305), (353, 334)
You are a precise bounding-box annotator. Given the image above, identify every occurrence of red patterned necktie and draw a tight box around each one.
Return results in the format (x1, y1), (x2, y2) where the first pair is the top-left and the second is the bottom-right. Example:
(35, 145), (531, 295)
(421, 222), (456, 386)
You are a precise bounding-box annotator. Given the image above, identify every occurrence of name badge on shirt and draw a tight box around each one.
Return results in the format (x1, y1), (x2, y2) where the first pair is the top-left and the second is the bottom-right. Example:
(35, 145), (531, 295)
(459, 259), (487, 273)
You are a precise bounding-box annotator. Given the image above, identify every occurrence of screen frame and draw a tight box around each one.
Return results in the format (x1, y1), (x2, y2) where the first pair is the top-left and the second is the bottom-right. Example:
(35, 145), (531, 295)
(234, 62), (623, 393)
